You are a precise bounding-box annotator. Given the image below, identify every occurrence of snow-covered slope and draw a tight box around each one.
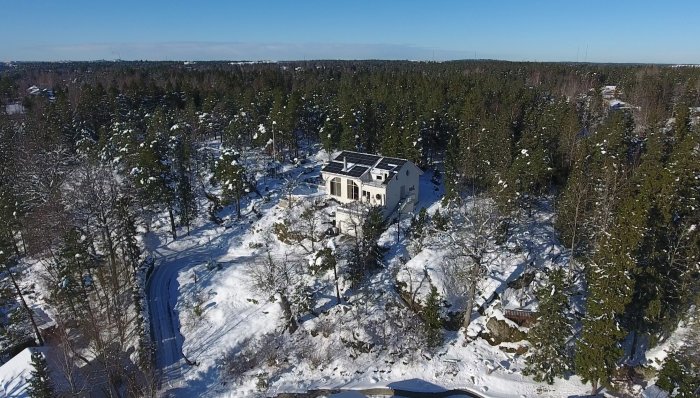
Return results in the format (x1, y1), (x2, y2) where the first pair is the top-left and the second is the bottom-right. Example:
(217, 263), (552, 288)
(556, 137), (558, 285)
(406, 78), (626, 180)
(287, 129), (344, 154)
(144, 147), (592, 397)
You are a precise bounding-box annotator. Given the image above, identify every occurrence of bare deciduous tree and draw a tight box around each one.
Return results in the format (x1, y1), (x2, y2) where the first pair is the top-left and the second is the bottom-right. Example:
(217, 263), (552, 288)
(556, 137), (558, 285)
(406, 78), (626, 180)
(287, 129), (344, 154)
(440, 196), (500, 331)
(248, 243), (304, 334)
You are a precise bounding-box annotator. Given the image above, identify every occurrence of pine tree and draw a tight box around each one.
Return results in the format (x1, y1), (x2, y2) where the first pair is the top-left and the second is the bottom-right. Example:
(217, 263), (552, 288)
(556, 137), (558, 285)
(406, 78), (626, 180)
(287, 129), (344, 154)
(114, 195), (141, 270)
(524, 268), (572, 384)
(27, 350), (53, 398)
(214, 148), (248, 217)
(50, 228), (96, 321)
(422, 285), (443, 348)
(320, 109), (342, 159)
(173, 126), (197, 234)
(132, 110), (178, 239)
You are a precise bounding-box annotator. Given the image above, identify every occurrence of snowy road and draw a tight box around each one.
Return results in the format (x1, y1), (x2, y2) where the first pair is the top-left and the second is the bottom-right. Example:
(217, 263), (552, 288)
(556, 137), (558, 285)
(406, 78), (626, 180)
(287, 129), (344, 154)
(147, 249), (188, 391)
(145, 229), (227, 393)
(144, 216), (262, 395)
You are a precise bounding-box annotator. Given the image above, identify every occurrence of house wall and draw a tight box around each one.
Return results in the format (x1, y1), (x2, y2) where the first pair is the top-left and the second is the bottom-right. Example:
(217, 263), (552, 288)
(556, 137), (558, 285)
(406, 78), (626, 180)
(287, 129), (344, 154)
(359, 183), (386, 207)
(323, 174), (388, 206)
(324, 175), (359, 204)
(383, 162), (421, 213)
(335, 206), (364, 236)
(323, 160), (421, 231)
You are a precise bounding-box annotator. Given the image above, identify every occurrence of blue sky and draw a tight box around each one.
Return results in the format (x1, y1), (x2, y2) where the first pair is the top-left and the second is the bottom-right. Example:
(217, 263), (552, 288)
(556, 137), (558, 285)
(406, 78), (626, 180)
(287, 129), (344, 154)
(2, 1), (699, 63)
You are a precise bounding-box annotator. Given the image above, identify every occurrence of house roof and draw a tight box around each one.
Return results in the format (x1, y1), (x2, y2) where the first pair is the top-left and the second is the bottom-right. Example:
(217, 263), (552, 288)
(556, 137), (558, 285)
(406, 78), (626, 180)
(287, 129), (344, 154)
(321, 151), (410, 178)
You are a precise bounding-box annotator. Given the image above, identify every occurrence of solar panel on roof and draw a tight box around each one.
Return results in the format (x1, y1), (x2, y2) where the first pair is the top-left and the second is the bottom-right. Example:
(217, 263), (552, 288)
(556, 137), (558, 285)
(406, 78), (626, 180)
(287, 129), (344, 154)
(348, 165), (368, 177)
(321, 161), (344, 174)
(325, 151), (409, 176)
(376, 157), (407, 170)
(334, 151), (380, 166)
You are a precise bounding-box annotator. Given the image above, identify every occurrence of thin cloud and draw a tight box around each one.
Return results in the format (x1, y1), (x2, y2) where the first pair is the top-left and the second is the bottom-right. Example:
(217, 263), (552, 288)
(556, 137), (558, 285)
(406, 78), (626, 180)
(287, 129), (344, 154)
(12, 41), (477, 61)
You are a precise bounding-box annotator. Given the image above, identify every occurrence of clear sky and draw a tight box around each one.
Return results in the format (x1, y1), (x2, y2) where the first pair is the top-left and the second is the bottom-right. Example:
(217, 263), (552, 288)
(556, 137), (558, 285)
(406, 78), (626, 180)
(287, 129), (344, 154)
(2, 0), (699, 63)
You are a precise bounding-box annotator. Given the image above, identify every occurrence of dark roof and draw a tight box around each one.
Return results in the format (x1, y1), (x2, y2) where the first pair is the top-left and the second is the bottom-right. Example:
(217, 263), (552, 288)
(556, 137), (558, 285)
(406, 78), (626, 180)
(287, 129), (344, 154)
(321, 161), (370, 178)
(375, 157), (407, 171)
(321, 151), (410, 178)
(335, 151), (381, 167)
(322, 161), (345, 174)
(347, 165), (368, 177)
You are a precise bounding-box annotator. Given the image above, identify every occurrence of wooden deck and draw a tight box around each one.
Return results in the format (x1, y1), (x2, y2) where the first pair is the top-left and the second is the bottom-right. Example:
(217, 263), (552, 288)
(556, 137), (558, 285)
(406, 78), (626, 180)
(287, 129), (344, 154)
(503, 308), (537, 325)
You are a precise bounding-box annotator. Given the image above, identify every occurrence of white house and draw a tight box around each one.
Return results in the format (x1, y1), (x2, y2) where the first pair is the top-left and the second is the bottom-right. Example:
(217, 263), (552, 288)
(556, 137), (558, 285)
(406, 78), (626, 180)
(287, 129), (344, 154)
(321, 151), (422, 234)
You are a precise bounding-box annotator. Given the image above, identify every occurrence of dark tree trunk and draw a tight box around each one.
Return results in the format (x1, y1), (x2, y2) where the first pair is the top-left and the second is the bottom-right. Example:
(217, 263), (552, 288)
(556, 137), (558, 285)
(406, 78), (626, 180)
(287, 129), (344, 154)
(591, 380), (598, 396)
(462, 261), (481, 331)
(279, 293), (297, 334)
(7, 267), (44, 346)
(333, 263), (341, 304)
(168, 206), (177, 240)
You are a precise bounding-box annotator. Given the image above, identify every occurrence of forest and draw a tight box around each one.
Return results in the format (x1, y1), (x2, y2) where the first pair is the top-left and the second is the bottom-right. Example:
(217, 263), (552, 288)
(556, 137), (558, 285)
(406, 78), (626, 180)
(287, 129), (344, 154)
(0, 60), (699, 397)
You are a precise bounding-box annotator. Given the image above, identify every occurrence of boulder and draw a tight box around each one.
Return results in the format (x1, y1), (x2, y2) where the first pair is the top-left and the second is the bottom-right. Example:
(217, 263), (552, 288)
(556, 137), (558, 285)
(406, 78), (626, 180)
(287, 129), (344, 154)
(484, 317), (526, 345)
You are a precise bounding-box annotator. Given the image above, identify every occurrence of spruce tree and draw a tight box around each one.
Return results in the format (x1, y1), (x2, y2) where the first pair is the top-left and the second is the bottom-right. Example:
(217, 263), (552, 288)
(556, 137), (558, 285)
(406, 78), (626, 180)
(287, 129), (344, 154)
(214, 148), (248, 217)
(524, 268), (572, 384)
(575, 225), (637, 394)
(361, 206), (386, 270)
(422, 285), (443, 348)
(349, 206), (386, 284)
(657, 352), (700, 397)
(27, 350), (53, 398)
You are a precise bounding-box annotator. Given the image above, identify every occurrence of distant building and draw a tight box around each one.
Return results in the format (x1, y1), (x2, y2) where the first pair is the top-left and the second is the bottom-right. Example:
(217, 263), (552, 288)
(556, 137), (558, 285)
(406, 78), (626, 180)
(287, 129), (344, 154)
(601, 85), (618, 99)
(321, 151), (422, 234)
(4, 103), (25, 116)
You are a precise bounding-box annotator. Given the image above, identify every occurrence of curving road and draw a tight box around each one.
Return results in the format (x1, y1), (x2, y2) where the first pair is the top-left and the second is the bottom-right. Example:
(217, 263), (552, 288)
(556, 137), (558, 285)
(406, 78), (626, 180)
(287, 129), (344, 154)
(145, 222), (253, 395)
(147, 253), (188, 392)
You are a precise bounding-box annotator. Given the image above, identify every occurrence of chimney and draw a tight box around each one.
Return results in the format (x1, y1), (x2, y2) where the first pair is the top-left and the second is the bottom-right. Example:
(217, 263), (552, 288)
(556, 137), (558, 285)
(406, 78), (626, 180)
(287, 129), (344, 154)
(343, 156), (347, 171)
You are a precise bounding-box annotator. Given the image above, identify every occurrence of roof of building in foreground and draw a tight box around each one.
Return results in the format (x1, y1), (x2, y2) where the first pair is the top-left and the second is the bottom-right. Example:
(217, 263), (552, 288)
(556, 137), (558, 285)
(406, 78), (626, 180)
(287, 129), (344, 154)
(321, 150), (409, 179)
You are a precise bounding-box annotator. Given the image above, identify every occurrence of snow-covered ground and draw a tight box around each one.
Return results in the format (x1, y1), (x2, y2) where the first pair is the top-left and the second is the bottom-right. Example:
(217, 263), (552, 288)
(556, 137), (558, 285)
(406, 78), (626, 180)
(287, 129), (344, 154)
(143, 146), (594, 397)
(0, 348), (36, 397)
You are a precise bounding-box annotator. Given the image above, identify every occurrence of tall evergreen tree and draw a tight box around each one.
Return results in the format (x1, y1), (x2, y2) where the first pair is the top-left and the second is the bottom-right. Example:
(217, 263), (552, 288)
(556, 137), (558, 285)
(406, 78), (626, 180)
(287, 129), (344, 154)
(27, 350), (53, 398)
(575, 209), (639, 394)
(172, 124), (197, 234)
(214, 148), (248, 217)
(422, 285), (443, 348)
(132, 109), (178, 239)
(524, 268), (572, 384)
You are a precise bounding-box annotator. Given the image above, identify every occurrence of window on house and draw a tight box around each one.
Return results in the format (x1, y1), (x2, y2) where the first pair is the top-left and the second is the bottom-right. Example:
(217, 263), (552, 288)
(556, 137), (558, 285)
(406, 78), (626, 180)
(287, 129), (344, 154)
(347, 180), (359, 200)
(409, 185), (415, 192)
(406, 169), (410, 176)
(330, 177), (341, 196)
(376, 175), (382, 180)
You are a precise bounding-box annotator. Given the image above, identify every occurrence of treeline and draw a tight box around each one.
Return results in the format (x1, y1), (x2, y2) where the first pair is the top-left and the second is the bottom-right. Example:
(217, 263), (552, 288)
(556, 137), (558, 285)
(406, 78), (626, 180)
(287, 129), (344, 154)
(1, 60), (699, 394)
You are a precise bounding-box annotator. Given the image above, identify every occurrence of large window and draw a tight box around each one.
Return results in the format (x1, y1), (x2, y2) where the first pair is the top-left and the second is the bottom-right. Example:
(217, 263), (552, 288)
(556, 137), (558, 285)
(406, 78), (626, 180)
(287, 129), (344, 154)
(347, 180), (359, 200)
(330, 177), (341, 196)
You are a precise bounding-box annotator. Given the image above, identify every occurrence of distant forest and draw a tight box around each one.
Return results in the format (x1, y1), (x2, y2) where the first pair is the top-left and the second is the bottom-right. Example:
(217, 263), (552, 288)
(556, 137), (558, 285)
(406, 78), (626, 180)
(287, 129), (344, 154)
(1, 60), (698, 394)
